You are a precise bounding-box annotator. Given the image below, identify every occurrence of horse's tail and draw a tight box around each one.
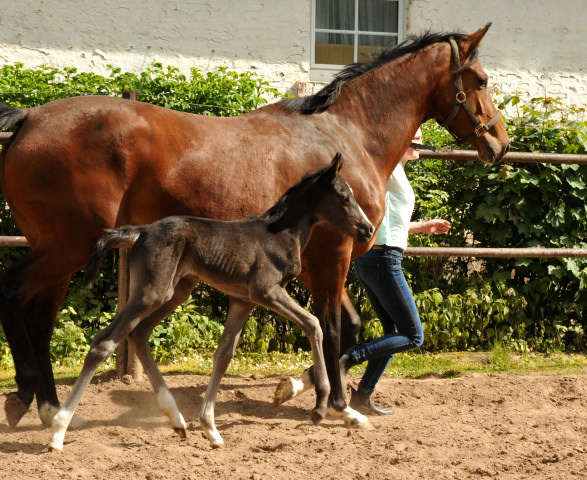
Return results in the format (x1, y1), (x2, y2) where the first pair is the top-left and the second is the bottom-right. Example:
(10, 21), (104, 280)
(84, 226), (143, 288)
(0, 104), (28, 153)
(0, 103), (27, 130)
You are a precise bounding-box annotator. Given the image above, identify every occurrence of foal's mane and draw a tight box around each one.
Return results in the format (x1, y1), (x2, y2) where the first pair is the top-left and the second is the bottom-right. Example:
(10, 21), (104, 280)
(282, 31), (467, 115)
(262, 164), (330, 234)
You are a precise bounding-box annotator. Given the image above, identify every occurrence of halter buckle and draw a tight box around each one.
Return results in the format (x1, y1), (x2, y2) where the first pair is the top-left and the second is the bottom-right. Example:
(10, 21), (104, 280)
(474, 123), (487, 137)
(456, 91), (467, 103)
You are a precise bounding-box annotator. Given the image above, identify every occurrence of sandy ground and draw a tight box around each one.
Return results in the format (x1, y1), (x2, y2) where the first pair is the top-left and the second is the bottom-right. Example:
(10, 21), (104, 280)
(1, 371), (586, 480)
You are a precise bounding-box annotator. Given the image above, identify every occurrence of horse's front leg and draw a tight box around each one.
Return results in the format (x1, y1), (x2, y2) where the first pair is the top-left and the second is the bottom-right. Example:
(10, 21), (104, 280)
(199, 298), (254, 448)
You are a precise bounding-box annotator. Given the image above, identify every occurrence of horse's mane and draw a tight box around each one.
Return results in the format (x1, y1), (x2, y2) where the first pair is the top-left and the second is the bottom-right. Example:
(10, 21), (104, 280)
(282, 31), (467, 115)
(262, 164), (329, 233)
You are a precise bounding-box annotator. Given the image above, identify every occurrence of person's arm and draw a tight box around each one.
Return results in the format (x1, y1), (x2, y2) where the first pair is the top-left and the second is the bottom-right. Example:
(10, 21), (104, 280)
(408, 218), (451, 234)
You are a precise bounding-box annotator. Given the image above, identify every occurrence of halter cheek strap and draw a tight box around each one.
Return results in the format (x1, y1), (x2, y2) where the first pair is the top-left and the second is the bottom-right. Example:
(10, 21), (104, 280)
(438, 37), (502, 145)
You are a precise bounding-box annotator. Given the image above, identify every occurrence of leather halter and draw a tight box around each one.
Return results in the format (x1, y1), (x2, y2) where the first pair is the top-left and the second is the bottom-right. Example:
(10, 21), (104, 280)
(437, 37), (502, 145)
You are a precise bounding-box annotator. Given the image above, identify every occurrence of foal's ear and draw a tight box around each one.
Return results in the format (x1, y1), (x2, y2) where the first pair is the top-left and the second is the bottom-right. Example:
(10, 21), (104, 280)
(330, 152), (343, 175)
(321, 152), (343, 185)
(461, 23), (491, 58)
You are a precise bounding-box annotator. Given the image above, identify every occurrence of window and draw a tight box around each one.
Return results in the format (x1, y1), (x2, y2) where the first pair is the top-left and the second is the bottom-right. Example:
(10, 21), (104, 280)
(311, 0), (405, 81)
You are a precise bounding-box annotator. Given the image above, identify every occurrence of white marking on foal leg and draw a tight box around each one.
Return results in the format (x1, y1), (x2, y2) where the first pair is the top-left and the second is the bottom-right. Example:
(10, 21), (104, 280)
(39, 403), (87, 430)
(199, 402), (224, 448)
(273, 369), (314, 408)
(327, 405), (374, 430)
(156, 388), (187, 438)
(47, 405), (77, 452)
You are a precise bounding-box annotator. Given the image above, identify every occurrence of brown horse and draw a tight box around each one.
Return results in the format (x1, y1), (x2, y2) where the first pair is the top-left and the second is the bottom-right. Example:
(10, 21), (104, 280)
(0, 24), (509, 431)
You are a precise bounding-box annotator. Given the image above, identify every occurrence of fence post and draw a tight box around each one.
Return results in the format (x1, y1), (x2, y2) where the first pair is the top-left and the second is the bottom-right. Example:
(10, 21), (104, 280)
(115, 90), (143, 382)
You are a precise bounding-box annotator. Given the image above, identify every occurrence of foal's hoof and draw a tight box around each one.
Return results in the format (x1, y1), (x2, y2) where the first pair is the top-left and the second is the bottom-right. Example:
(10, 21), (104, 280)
(348, 417), (376, 431)
(4, 393), (29, 428)
(272, 377), (295, 408)
(38, 403), (88, 430)
(173, 426), (187, 439)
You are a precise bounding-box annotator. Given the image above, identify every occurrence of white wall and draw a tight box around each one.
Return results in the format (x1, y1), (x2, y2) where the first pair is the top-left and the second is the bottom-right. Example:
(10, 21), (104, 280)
(0, 0), (584, 108)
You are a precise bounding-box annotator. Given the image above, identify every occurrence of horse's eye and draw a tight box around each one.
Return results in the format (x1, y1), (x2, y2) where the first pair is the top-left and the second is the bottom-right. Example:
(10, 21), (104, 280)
(478, 77), (488, 88)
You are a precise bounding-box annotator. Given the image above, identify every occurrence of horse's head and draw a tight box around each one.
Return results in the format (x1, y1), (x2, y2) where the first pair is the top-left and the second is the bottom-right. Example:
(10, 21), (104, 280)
(434, 24), (510, 164)
(318, 153), (375, 243)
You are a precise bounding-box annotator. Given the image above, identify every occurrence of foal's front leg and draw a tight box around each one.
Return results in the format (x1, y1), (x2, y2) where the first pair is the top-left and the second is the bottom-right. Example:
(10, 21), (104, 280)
(200, 298), (255, 448)
(261, 287), (330, 425)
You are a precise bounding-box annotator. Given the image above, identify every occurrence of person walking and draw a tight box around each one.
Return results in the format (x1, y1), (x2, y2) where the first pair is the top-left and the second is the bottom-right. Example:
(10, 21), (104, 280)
(342, 128), (451, 415)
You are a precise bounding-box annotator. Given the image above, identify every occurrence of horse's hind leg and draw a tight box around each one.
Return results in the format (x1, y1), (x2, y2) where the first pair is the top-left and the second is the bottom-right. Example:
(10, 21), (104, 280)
(24, 279), (90, 429)
(0, 246), (86, 428)
(127, 277), (199, 439)
(200, 297), (254, 448)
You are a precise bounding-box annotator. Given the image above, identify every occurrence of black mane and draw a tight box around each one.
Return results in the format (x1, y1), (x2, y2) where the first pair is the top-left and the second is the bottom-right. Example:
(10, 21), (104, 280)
(262, 164), (329, 233)
(282, 31), (466, 115)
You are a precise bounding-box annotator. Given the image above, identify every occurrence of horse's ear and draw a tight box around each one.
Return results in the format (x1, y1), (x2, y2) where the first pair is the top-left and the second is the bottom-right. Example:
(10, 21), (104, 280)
(461, 23), (491, 58)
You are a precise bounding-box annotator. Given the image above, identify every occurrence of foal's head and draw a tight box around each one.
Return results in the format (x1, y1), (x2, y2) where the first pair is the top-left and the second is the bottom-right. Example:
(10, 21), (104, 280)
(265, 153), (374, 243)
(311, 153), (374, 243)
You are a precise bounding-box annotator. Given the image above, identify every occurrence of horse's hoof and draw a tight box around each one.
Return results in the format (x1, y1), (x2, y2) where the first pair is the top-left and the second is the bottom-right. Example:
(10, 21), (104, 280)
(4, 393), (29, 428)
(272, 377), (295, 408)
(173, 426), (187, 439)
(310, 408), (325, 426)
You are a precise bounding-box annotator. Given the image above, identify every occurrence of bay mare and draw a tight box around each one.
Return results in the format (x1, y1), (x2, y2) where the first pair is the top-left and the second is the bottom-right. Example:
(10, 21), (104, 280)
(0, 24), (509, 432)
(47, 154), (374, 451)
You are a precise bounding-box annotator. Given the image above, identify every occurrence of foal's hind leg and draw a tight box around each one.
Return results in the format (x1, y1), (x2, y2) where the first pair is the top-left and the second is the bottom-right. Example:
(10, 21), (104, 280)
(48, 295), (164, 452)
(200, 297), (255, 448)
(127, 277), (199, 439)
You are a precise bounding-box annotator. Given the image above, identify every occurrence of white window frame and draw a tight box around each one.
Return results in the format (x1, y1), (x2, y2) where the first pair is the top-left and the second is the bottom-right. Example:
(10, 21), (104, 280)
(310, 0), (406, 82)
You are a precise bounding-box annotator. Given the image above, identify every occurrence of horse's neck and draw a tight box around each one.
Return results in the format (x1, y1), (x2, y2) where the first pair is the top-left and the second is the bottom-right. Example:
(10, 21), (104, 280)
(329, 48), (443, 182)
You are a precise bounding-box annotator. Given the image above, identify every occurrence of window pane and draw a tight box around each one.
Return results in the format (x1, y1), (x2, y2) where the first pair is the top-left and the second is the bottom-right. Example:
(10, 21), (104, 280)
(315, 32), (355, 65)
(315, 0), (355, 30)
(358, 34), (397, 62)
(358, 0), (398, 33)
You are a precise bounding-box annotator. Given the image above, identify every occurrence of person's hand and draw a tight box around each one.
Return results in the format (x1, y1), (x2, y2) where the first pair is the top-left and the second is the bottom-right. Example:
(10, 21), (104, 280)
(424, 218), (451, 234)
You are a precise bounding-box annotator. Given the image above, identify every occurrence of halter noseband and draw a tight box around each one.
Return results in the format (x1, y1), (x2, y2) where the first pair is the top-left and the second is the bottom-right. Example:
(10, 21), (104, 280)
(437, 37), (502, 145)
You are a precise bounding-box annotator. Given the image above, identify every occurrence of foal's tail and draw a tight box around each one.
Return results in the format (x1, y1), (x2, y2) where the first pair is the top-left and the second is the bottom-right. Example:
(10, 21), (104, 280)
(84, 226), (143, 288)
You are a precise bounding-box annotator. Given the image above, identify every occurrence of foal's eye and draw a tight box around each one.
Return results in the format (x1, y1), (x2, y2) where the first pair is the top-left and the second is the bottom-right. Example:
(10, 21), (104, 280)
(478, 77), (488, 88)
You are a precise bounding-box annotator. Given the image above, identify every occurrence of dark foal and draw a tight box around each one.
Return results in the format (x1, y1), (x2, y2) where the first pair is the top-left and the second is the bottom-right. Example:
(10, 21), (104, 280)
(48, 153), (374, 451)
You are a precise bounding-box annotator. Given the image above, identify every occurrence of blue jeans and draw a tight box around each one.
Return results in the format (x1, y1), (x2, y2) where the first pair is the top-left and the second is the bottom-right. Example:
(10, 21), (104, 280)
(352, 247), (424, 392)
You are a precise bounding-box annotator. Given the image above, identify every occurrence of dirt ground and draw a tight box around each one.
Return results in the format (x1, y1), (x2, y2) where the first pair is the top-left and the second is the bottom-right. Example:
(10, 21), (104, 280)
(1, 371), (586, 480)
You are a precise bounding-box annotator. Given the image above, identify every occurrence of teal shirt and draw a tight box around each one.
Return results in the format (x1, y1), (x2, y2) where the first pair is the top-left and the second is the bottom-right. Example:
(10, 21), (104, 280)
(373, 163), (415, 250)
